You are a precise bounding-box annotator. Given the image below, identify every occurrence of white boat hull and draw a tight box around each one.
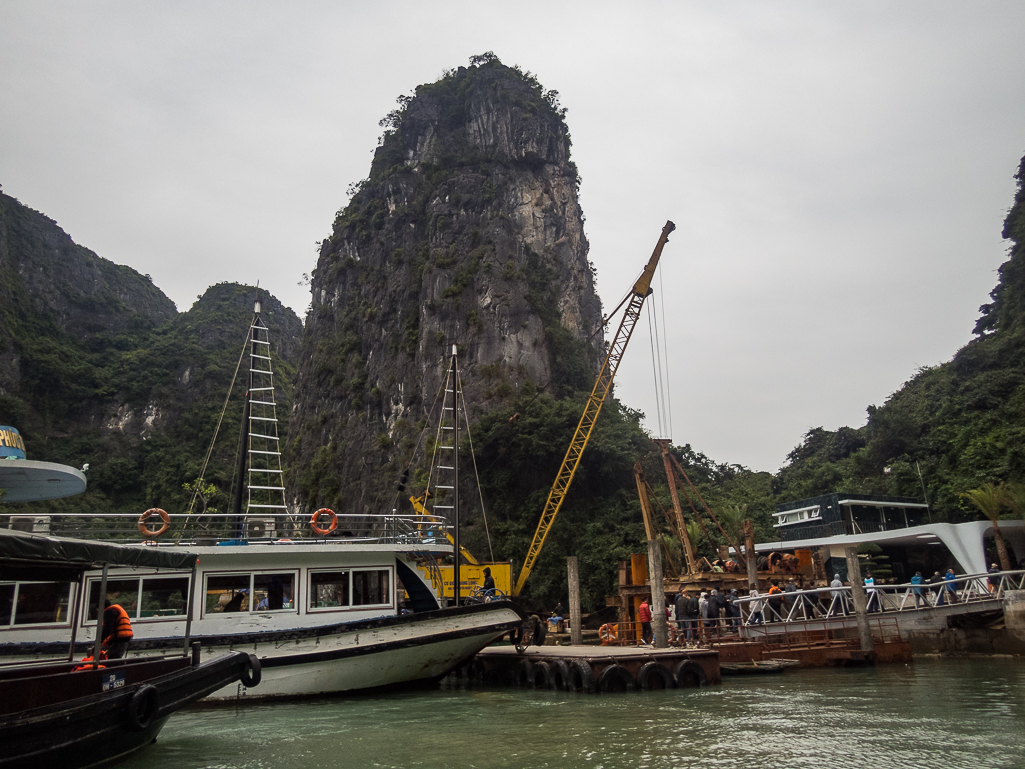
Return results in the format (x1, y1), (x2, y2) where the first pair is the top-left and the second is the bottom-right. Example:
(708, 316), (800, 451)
(207, 601), (524, 700)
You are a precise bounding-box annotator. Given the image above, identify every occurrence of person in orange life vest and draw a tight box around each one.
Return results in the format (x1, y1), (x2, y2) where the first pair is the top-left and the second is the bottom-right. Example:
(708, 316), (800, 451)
(767, 581), (784, 622)
(638, 598), (653, 644)
(102, 599), (133, 659)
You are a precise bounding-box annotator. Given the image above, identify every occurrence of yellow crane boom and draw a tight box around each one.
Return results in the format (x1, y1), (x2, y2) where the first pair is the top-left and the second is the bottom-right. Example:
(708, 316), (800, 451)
(512, 220), (676, 596)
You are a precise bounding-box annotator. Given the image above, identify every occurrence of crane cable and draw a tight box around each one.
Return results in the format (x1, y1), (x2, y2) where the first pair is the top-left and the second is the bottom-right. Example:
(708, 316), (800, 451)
(645, 263), (674, 440)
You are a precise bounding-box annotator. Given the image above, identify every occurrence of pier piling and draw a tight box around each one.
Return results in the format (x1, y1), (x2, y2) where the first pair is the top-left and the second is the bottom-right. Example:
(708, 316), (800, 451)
(844, 545), (875, 657)
(568, 556), (583, 646)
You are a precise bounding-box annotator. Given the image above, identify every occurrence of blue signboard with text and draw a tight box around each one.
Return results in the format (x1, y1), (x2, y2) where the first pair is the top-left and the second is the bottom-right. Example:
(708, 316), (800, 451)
(0, 426), (26, 459)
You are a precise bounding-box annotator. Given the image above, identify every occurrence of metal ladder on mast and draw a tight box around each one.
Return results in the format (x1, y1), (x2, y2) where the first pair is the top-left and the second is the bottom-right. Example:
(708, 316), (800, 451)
(244, 303), (289, 538)
(420, 351), (463, 602)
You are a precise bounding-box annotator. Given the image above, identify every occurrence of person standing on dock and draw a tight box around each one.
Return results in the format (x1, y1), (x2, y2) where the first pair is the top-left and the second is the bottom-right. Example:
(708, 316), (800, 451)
(767, 582), (783, 621)
(864, 573), (879, 612)
(729, 589), (742, 627)
(674, 589), (688, 640)
(638, 597), (653, 645)
(783, 579), (798, 618)
(911, 571), (927, 608)
(930, 571), (945, 605)
(944, 568), (958, 603)
(829, 574), (847, 616)
(988, 563), (1001, 594)
(747, 589), (763, 625)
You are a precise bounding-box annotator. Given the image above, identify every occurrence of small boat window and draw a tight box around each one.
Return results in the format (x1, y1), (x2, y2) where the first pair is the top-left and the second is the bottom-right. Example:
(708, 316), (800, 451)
(139, 577), (190, 618)
(308, 568), (392, 612)
(87, 579), (140, 621)
(253, 573), (294, 611)
(310, 571), (350, 609)
(353, 570), (390, 607)
(206, 575), (251, 614)
(1, 581), (74, 626)
(83, 576), (188, 622)
(204, 572), (297, 616)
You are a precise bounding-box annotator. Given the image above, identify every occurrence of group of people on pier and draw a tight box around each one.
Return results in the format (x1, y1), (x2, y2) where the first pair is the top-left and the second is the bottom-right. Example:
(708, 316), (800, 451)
(637, 563), (1009, 642)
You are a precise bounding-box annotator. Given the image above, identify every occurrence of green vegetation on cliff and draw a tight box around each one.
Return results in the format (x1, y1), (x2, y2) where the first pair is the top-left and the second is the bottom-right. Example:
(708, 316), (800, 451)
(0, 191), (302, 525)
(775, 154), (1025, 525)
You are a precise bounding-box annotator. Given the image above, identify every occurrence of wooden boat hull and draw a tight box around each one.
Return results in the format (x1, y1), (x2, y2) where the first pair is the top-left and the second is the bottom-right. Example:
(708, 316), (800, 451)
(0, 651), (255, 769)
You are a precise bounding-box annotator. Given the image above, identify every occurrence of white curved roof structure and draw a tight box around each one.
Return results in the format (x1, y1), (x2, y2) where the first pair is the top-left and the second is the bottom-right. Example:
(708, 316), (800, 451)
(0, 460), (87, 503)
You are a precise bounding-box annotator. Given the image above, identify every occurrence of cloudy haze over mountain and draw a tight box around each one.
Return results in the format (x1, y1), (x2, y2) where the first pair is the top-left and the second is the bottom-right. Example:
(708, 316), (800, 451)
(2, 2), (1023, 472)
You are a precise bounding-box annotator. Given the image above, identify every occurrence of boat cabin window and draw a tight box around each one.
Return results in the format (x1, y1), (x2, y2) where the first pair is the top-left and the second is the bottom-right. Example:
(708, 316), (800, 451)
(310, 571), (350, 609)
(0, 581), (74, 626)
(85, 576), (190, 622)
(308, 568), (392, 612)
(204, 571), (296, 616)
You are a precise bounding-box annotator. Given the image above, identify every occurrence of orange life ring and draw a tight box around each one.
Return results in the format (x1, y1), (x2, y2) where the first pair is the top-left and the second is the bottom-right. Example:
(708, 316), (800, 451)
(598, 623), (618, 644)
(310, 508), (338, 536)
(138, 508), (170, 538)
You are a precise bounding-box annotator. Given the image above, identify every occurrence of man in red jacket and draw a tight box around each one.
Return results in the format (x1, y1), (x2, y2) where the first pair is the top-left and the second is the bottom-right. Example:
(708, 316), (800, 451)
(638, 598), (653, 645)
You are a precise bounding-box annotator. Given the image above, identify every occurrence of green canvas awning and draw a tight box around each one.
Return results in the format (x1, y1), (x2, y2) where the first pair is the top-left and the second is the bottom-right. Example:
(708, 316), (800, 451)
(0, 529), (197, 581)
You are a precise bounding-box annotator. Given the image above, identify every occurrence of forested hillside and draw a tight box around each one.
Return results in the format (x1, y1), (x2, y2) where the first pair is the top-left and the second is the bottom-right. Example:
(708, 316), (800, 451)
(0, 190), (302, 521)
(775, 154), (1025, 522)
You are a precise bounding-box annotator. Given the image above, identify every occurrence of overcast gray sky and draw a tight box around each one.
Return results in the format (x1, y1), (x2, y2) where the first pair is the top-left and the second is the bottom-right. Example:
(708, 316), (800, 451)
(2, 2), (1023, 473)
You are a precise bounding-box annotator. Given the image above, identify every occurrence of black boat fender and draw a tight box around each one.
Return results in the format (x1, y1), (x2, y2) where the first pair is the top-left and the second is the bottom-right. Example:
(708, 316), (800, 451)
(597, 664), (636, 693)
(531, 620), (547, 647)
(530, 660), (551, 689)
(126, 685), (160, 731)
(240, 654), (262, 688)
(673, 659), (708, 688)
(569, 659), (595, 693)
(636, 661), (675, 690)
(548, 659), (571, 691)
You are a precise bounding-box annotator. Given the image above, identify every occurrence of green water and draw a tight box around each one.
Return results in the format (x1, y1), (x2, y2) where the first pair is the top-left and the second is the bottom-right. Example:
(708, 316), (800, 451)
(122, 658), (1025, 769)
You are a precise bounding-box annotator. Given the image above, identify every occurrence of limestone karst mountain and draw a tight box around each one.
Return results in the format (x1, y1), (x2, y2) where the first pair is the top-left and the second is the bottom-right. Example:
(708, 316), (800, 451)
(288, 54), (606, 517)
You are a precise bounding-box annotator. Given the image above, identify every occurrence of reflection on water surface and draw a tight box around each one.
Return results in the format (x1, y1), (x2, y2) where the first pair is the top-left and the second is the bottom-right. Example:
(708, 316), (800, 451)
(121, 658), (1025, 769)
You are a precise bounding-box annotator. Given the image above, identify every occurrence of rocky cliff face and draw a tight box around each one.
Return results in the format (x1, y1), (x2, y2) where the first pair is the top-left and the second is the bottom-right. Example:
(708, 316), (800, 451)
(289, 55), (604, 515)
(0, 192), (177, 397)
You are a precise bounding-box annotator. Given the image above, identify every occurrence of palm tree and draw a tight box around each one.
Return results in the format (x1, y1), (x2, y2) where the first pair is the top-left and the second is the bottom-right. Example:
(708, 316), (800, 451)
(960, 483), (1012, 572)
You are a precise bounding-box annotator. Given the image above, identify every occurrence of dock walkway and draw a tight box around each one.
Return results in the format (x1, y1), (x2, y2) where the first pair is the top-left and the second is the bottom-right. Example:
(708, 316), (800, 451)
(472, 645), (719, 693)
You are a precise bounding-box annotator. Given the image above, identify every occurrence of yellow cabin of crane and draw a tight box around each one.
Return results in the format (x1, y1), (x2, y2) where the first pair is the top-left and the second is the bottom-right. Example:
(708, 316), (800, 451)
(407, 492), (513, 600)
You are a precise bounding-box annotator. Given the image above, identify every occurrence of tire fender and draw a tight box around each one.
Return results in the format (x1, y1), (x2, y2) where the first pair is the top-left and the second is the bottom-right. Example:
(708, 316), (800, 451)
(673, 659), (708, 688)
(517, 659), (533, 687)
(531, 621), (547, 647)
(597, 664), (636, 693)
(126, 685), (160, 731)
(531, 660), (551, 689)
(569, 659), (595, 693)
(636, 661), (675, 690)
(548, 659), (572, 691)
(240, 653), (262, 688)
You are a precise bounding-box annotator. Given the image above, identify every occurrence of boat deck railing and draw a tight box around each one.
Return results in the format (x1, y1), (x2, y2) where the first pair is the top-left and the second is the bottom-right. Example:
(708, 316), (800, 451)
(12, 511), (454, 549)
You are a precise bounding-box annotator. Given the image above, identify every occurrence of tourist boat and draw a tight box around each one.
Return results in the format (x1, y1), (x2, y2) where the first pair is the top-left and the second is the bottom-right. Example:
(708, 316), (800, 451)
(0, 300), (526, 700)
(0, 528), (259, 769)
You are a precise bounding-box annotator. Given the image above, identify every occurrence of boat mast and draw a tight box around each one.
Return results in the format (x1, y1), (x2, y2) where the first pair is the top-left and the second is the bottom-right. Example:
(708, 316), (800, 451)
(450, 346), (460, 606)
(231, 294), (289, 541)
